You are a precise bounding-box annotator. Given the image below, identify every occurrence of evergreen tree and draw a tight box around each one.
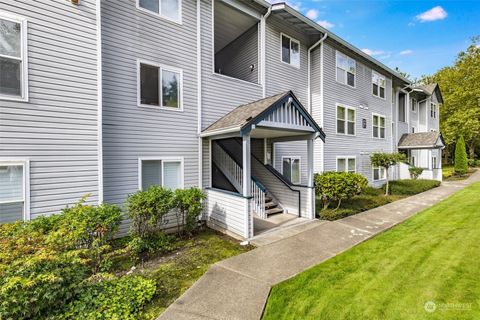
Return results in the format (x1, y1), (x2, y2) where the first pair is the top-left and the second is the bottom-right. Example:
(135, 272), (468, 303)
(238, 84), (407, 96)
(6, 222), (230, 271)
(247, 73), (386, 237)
(454, 136), (468, 175)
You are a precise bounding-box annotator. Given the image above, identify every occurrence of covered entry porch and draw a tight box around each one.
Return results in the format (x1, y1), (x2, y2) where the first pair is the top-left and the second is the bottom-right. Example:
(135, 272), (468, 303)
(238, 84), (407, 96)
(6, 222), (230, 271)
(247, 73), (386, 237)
(201, 91), (325, 239)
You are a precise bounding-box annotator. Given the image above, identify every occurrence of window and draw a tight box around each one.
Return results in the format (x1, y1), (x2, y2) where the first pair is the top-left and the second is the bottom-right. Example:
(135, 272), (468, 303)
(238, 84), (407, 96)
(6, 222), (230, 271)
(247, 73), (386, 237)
(138, 61), (182, 110)
(410, 156), (416, 166)
(281, 34), (300, 68)
(0, 13), (27, 100)
(337, 104), (355, 135)
(432, 156), (437, 169)
(372, 71), (385, 99)
(137, 0), (181, 22)
(282, 157), (300, 184)
(373, 166), (386, 181)
(336, 51), (356, 87)
(140, 158), (183, 190)
(411, 98), (417, 112)
(398, 93), (406, 122)
(372, 114), (386, 139)
(337, 157), (356, 173)
(0, 161), (28, 223)
(430, 103), (437, 118)
(411, 127), (415, 133)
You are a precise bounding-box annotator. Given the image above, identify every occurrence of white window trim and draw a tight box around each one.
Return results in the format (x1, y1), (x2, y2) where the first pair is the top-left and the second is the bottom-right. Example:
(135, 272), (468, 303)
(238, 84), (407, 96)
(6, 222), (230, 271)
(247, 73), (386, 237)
(137, 59), (184, 112)
(372, 166), (387, 181)
(138, 156), (185, 190)
(335, 50), (356, 88)
(280, 33), (300, 69)
(0, 11), (28, 102)
(136, 0), (182, 24)
(336, 156), (356, 173)
(336, 103), (356, 136)
(372, 113), (386, 139)
(281, 156), (301, 184)
(0, 158), (30, 221)
(371, 70), (386, 100)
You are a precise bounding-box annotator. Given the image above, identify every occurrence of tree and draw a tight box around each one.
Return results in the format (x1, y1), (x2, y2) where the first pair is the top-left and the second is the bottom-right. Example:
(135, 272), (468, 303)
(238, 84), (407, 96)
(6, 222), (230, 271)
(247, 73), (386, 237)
(420, 37), (480, 160)
(454, 136), (468, 175)
(314, 172), (368, 210)
(370, 152), (406, 195)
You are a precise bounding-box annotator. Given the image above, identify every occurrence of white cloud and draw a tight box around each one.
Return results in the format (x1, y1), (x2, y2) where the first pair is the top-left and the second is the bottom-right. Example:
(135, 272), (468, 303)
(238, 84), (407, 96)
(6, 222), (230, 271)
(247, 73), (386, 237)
(317, 20), (334, 29)
(306, 9), (319, 20)
(416, 6), (447, 22)
(361, 48), (385, 56)
(399, 49), (413, 55)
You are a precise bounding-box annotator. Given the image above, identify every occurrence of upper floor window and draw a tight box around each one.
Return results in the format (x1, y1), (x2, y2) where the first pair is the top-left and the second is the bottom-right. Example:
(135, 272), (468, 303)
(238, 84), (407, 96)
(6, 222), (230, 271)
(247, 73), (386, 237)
(430, 103), (437, 118)
(281, 34), (300, 68)
(372, 71), (385, 99)
(336, 51), (355, 87)
(137, 0), (181, 23)
(337, 104), (355, 135)
(0, 14), (27, 101)
(138, 61), (182, 110)
(282, 157), (301, 184)
(372, 114), (386, 139)
(0, 161), (28, 223)
(337, 157), (356, 173)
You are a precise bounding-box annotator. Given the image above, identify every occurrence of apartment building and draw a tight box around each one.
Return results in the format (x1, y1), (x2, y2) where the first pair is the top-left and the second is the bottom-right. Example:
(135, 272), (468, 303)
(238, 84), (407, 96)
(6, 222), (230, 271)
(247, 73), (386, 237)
(0, 0), (442, 240)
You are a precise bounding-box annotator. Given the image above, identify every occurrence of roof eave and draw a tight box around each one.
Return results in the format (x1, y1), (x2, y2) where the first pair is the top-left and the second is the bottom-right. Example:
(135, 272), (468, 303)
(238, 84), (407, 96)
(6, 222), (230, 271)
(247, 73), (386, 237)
(271, 3), (411, 84)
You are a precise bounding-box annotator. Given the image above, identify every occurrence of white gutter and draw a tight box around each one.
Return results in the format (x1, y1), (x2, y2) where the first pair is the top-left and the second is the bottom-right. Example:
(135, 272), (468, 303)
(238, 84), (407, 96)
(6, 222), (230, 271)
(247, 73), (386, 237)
(199, 126), (242, 138)
(260, 7), (272, 98)
(96, 0), (103, 203)
(307, 32), (328, 113)
(197, 0), (203, 188)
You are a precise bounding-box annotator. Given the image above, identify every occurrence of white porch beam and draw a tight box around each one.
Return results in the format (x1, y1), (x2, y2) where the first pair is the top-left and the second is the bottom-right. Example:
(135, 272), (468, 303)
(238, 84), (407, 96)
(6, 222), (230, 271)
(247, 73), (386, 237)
(269, 133), (319, 144)
(307, 135), (315, 219)
(242, 134), (251, 197)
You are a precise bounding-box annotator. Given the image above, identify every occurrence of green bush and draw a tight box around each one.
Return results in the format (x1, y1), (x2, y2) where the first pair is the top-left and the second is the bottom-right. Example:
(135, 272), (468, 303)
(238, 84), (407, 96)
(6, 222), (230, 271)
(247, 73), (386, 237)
(370, 152), (407, 195)
(318, 208), (355, 221)
(172, 187), (206, 235)
(454, 136), (468, 174)
(384, 179), (440, 195)
(126, 186), (174, 240)
(127, 233), (176, 257)
(64, 275), (156, 320)
(314, 172), (368, 210)
(408, 167), (424, 180)
(468, 158), (480, 167)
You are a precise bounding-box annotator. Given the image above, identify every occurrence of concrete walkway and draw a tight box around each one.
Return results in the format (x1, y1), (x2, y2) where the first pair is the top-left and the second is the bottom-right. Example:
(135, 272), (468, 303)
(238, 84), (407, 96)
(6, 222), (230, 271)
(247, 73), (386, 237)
(159, 172), (480, 320)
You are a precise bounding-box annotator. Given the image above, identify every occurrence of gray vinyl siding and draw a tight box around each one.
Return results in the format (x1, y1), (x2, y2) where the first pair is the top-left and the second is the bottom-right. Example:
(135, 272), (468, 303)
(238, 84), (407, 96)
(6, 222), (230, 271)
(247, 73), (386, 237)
(322, 41), (393, 186)
(0, 0), (99, 219)
(201, 0), (262, 130)
(101, 0), (199, 216)
(266, 16), (313, 184)
(215, 25), (259, 84)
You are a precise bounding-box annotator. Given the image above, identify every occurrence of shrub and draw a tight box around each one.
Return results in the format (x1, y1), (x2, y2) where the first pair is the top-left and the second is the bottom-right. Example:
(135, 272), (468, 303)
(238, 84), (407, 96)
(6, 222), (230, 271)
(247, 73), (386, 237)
(384, 179), (440, 195)
(468, 158), (480, 167)
(127, 233), (176, 257)
(370, 152), (407, 195)
(314, 172), (368, 210)
(172, 188), (206, 236)
(64, 275), (156, 320)
(454, 136), (468, 175)
(126, 186), (174, 240)
(408, 167), (424, 180)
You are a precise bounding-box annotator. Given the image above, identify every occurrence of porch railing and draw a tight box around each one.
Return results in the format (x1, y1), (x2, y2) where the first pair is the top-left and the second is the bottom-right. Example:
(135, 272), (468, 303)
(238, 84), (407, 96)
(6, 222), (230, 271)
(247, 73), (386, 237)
(212, 142), (267, 219)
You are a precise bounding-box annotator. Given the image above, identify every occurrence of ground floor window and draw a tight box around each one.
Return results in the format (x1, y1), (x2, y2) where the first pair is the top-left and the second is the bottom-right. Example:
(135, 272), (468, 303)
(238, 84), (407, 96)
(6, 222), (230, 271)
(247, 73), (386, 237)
(282, 157), (300, 184)
(432, 156), (437, 169)
(0, 161), (27, 223)
(373, 166), (386, 181)
(139, 158), (183, 190)
(337, 157), (356, 173)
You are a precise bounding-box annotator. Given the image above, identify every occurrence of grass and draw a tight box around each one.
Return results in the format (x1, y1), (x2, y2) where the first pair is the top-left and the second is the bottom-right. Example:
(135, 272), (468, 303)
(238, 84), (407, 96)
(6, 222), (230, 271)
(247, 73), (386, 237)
(317, 180), (439, 221)
(263, 182), (480, 320)
(112, 229), (252, 319)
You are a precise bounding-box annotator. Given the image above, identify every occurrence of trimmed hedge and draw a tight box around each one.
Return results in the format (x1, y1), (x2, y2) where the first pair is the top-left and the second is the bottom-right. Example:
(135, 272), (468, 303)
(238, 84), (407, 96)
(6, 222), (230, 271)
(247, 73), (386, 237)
(384, 179), (441, 195)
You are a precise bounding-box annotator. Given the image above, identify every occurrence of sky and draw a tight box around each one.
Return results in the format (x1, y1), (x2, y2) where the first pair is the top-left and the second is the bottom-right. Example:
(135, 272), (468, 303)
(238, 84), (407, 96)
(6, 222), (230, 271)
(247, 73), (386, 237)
(270, 0), (480, 79)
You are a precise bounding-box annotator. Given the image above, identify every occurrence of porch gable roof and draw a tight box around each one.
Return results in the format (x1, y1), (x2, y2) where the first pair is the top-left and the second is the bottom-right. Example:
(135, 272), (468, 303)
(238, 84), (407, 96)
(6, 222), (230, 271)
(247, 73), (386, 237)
(201, 91), (325, 141)
(398, 132), (445, 149)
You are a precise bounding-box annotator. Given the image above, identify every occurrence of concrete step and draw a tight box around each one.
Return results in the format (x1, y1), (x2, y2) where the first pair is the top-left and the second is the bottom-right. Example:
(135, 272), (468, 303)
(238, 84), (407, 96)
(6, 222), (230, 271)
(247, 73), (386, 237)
(266, 207), (284, 215)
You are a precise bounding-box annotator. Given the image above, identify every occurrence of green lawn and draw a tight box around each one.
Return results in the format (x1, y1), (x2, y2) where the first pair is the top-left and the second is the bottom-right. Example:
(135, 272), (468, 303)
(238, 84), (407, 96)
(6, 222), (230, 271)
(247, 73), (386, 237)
(264, 182), (480, 320)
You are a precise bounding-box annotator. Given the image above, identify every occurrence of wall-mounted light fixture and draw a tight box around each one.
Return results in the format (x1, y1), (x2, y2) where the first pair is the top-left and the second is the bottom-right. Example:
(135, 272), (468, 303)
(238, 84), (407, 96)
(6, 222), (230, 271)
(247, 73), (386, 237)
(250, 64), (255, 72)
(70, 0), (79, 5)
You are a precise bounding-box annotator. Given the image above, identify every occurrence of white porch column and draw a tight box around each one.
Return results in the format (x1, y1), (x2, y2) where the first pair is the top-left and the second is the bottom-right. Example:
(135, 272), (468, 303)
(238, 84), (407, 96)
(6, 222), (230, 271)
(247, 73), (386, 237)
(307, 135), (315, 219)
(242, 134), (252, 238)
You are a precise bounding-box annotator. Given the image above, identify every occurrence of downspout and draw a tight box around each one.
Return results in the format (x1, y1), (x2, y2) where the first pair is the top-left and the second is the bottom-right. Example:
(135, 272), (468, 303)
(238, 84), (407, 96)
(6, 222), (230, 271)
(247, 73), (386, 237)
(96, 0), (103, 203)
(307, 32), (328, 113)
(260, 7), (271, 98)
(197, 0), (202, 188)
